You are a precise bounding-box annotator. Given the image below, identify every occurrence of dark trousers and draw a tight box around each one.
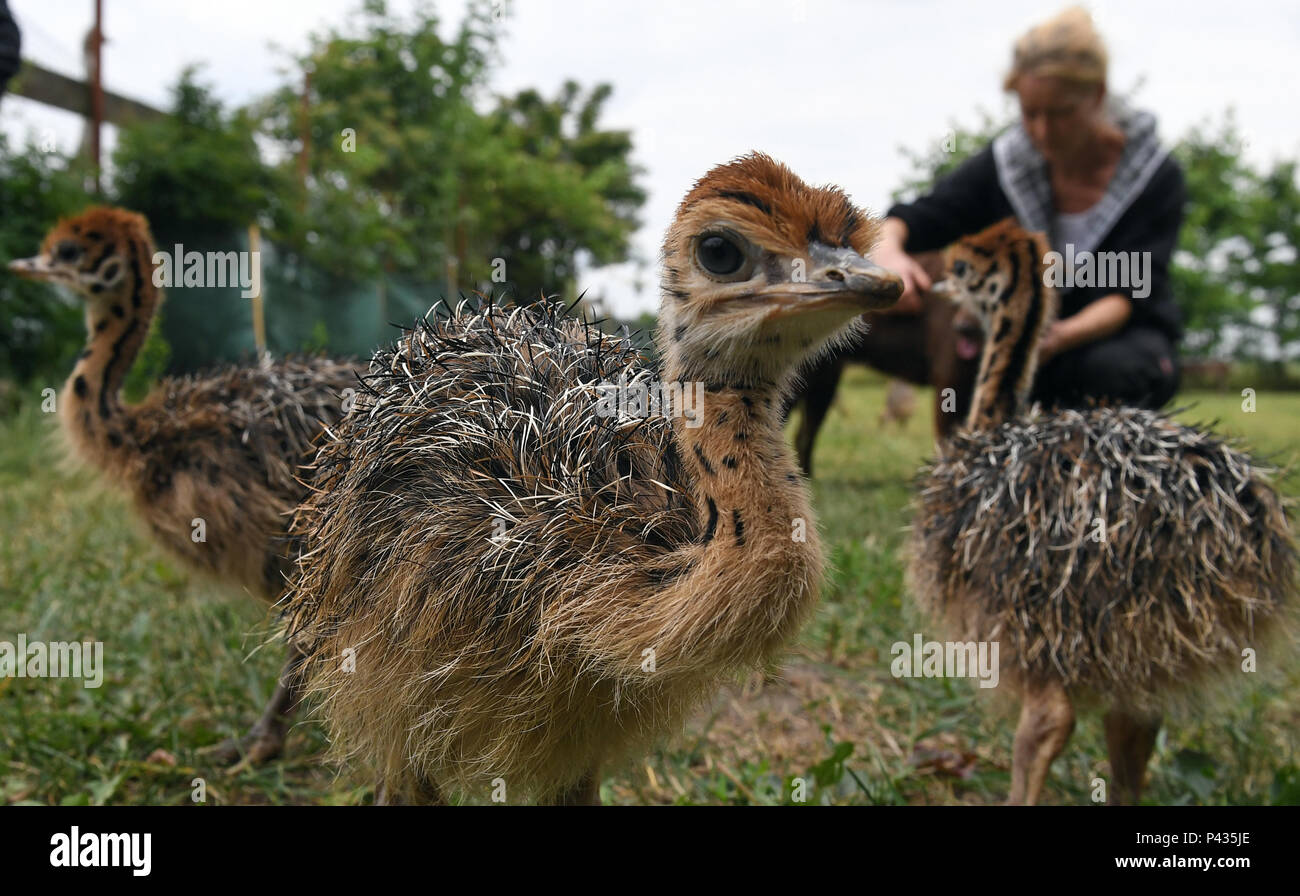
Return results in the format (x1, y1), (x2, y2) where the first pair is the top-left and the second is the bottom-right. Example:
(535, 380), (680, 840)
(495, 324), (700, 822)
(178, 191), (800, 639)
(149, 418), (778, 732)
(1031, 326), (1180, 411)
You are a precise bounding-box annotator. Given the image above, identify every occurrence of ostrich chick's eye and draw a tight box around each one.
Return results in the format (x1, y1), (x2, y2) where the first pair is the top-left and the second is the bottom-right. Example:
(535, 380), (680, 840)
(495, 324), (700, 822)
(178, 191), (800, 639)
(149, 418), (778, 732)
(55, 241), (82, 263)
(697, 234), (745, 277)
(952, 260), (969, 278)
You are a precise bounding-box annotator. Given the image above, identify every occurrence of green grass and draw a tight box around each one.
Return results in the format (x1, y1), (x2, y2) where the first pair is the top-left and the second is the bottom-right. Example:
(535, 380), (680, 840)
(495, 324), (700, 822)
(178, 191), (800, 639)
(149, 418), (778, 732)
(2, 372), (1298, 805)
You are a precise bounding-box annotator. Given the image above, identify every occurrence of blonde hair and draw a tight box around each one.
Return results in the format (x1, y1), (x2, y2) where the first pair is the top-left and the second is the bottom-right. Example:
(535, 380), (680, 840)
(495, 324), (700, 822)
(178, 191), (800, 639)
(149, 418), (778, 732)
(1004, 6), (1108, 92)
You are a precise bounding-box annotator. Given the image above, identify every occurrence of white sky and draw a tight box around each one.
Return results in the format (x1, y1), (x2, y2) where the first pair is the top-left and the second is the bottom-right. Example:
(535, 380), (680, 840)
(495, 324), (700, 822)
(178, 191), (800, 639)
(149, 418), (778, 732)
(4, 0), (1299, 317)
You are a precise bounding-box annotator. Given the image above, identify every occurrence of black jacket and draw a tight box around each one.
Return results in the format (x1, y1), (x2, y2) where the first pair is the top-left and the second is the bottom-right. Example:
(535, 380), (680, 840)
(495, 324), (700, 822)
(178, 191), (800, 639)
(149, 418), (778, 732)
(0, 0), (20, 99)
(887, 143), (1186, 343)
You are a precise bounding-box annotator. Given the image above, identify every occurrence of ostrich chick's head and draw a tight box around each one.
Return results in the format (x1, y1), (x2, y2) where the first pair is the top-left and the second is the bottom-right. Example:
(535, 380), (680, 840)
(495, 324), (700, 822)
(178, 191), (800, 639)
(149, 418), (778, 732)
(933, 218), (1055, 345)
(7, 207), (152, 309)
(658, 153), (902, 386)
(932, 218), (1058, 420)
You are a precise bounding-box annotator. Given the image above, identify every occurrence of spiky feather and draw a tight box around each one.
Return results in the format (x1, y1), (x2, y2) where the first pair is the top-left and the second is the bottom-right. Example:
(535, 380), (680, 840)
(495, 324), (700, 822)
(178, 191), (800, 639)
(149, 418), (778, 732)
(285, 303), (721, 799)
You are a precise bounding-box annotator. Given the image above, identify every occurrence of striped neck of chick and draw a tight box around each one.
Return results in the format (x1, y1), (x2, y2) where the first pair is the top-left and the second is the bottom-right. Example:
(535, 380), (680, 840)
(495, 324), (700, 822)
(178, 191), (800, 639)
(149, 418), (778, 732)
(939, 219), (1058, 431)
(647, 153), (902, 666)
(9, 207), (160, 461)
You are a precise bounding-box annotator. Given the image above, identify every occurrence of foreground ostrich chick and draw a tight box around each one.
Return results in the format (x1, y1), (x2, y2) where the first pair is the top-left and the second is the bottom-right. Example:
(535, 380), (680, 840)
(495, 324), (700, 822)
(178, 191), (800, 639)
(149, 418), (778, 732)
(910, 219), (1296, 805)
(284, 153), (903, 804)
(8, 207), (360, 766)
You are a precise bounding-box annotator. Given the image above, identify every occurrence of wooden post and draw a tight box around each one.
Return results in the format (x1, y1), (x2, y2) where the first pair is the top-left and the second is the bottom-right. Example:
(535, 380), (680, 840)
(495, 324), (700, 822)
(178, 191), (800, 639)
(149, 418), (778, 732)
(248, 223), (267, 355)
(90, 0), (104, 193)
(298, 67), (311, 197)
(10, 61), (165, 125)
(454, 189), (467, 297)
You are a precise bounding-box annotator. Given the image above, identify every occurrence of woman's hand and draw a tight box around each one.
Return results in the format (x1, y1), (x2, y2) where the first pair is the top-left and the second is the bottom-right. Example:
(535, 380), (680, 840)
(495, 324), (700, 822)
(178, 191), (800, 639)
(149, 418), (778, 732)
(870, 218), (930, 314)
(1040, 294), (1133, 361)
(1038, 321), (1069, 361)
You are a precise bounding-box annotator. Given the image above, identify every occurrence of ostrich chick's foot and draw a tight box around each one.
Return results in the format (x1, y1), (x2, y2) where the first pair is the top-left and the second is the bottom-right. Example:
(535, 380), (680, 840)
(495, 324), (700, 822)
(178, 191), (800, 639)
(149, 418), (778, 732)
(202, 647), (303, 772)
(205, 720), (289, 772)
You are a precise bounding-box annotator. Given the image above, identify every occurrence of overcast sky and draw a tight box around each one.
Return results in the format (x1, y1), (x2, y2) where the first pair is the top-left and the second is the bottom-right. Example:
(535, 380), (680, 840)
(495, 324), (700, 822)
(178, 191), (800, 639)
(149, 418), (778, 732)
(5, 0), (1299, 316)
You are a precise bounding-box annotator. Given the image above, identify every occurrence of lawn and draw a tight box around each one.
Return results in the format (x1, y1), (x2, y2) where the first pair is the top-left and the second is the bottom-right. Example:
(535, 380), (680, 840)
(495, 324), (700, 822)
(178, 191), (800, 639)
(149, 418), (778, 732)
(2, 370), (1298, 805)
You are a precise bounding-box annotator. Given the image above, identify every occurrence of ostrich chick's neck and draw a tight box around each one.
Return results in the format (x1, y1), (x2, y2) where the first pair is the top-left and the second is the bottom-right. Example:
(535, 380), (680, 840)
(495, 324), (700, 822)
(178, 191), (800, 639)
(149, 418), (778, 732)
(649, 367), (822, 670)
(61, 242), (158, 461)
(966, 257), (1053, 430)
(678, 384), (804, 542)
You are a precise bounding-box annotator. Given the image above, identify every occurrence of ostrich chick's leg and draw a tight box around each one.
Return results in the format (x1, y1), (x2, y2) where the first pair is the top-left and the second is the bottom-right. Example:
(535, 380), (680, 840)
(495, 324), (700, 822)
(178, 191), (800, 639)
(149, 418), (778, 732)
(207, 645), (305, 771)
(551, 771), (602, 806)
(375, 778), (445, 806)
(1103, 708), (1162, 805)
(1006, 680), (1075, 805)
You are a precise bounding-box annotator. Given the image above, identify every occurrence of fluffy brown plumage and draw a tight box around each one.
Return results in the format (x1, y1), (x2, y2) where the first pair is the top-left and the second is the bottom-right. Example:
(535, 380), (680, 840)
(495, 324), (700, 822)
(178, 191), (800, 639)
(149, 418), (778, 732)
(908, 219), (1297, 804)
(911, 405), (1294, 702)
(283, 153), (904, 804)
(287, 304), (702, 801)
(8, 207), (361, 764)
(107, 356), (360, 595)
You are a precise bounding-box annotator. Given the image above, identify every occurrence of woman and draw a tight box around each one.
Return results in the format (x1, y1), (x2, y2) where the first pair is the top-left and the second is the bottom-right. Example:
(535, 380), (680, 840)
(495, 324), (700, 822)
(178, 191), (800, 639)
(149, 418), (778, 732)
(874, 6), (1185, 410)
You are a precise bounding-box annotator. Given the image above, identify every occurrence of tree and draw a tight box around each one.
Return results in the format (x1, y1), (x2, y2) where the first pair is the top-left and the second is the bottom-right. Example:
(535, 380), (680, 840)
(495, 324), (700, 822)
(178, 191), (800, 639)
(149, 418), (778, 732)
(486, 81), (645, 304)
(113, 67), (285, 246)
(1169, 115), (1258, 358)
(257, 0), (645, 306)
(111, 68), (287, 372)
(890, 108), (1009, 205)
(257, 0), (502, 283)
(1236, 159), (1300, 367)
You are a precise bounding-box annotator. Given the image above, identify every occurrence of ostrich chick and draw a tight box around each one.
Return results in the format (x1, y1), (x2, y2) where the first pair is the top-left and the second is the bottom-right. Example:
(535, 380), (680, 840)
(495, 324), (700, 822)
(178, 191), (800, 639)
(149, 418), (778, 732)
(284, 153), (903, 804)
(879, 379), (917, 428)
(8, 207), (360, 767)
(909, 219), (1296, 805)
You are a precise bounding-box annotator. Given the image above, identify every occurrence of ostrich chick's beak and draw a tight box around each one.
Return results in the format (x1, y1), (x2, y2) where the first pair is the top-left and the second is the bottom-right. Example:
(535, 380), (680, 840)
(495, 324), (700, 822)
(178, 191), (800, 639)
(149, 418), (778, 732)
(929, 279), (956, 299)
(764, 242), (903, 319)
(7, 256), (57, 282)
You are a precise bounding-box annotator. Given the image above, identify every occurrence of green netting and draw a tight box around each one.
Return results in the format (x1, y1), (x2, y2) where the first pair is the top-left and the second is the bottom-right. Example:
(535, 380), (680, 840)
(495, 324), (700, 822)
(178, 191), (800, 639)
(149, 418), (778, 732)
(157, 232), (450, 372)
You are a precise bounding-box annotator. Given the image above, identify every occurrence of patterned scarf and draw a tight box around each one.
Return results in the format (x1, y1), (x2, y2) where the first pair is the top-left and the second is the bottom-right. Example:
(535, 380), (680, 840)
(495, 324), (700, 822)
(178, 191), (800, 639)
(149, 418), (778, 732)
(991, 99), (1169, 257)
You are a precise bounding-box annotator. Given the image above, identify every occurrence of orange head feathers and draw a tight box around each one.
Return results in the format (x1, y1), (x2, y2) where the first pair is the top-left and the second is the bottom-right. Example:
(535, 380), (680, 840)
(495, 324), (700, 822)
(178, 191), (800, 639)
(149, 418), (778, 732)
(670, 152), (883, 259)
(934, 217), (1054, 330)
(8, 206), (154, 302)
(657, 153), (902, 387)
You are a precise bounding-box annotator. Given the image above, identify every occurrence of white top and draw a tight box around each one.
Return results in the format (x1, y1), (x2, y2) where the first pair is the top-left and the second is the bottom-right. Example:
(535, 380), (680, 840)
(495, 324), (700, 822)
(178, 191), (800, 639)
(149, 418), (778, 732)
(1054, 209), (1093, 253)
